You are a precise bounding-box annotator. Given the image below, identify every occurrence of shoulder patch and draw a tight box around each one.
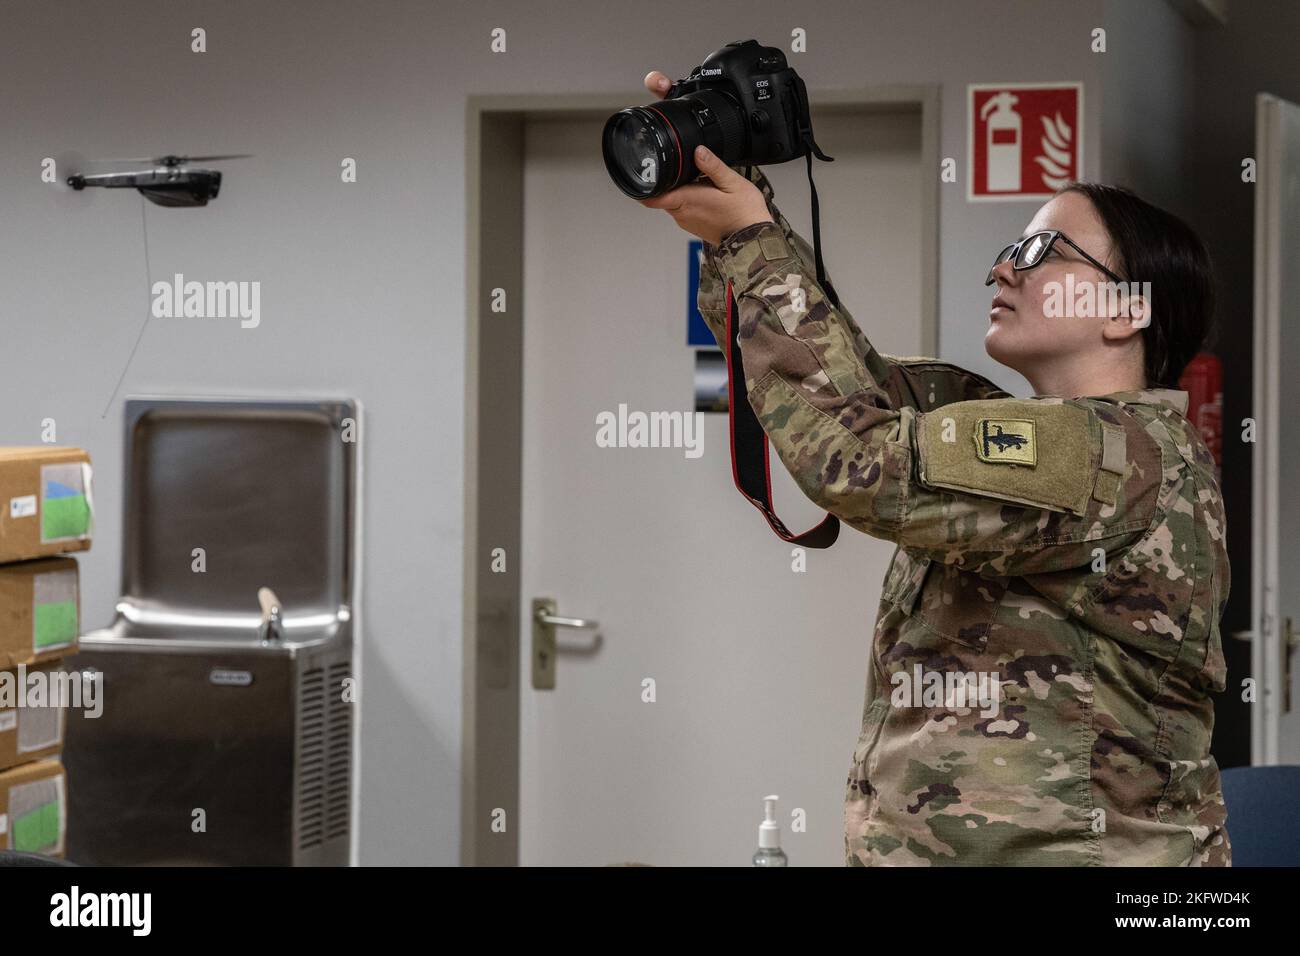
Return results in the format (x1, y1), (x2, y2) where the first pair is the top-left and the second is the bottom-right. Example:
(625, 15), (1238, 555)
(917, 400), (1097, 514)
(974, 418), (1036, 465)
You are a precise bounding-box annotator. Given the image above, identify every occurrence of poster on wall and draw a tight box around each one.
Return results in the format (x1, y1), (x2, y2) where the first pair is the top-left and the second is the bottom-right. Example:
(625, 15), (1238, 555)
(687, 239), (728, 412)
(968, 82), (1083, 201)
(686, 239), (715, 346)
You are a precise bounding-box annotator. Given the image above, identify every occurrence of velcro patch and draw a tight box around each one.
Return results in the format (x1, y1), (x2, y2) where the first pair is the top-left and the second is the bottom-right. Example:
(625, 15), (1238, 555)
(1092, 422), (1128, 506)
(974, 418), (1036, 465)
(1100, 422), (1126, 473)
(917, 400), (1097, 515)
(759, 233), (794, 262)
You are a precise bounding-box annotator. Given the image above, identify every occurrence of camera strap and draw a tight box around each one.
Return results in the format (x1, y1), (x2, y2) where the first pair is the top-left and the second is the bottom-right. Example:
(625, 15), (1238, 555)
(793, 76), (841, 306)
(802, 145), (841, 308)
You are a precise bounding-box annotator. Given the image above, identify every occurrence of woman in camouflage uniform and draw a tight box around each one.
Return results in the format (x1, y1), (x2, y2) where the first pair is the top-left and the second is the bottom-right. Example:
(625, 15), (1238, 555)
(639, 71), (1230, 866)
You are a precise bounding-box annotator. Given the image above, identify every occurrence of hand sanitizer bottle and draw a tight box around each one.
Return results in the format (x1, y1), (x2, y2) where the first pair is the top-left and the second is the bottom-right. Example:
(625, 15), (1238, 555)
(752, 794), (788, 866)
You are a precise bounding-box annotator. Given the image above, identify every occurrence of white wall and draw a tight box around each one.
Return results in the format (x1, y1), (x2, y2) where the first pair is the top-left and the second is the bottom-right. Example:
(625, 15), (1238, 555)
(2, 0), (1202, 864)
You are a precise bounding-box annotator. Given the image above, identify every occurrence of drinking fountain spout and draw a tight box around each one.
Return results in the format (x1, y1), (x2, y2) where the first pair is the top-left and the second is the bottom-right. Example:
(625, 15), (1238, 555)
(257, 586), (284, 644)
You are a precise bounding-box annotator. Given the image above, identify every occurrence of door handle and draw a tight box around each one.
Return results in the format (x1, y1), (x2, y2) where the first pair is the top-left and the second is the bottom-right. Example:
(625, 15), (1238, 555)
(531, 598), (600, 690)
(535, 609), (599, 630)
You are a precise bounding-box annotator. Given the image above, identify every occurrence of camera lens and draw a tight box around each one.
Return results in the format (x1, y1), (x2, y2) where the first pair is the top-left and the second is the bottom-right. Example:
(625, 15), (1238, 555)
(603, 109), (667, 198)
(602, 90), (747, 199)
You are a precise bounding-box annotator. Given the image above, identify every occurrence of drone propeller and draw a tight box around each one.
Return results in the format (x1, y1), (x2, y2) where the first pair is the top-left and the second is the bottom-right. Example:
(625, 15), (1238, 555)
(84, 153), (252, 166)
(177, 154), (252, 162)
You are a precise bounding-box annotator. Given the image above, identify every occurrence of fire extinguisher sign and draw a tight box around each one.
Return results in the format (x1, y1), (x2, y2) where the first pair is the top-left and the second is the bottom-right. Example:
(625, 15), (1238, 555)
(968, 82), (1084, 202)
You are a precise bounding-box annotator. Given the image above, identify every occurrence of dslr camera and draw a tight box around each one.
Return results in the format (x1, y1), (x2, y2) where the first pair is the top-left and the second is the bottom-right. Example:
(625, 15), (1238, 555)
(602, 39), (826, 198)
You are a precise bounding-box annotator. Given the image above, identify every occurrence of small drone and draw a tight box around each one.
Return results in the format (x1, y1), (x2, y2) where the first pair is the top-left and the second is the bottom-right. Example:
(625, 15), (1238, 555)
(66, 153), (250, 207)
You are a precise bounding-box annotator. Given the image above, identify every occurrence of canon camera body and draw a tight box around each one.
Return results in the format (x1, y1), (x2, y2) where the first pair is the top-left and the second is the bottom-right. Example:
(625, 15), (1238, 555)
(602, 40), (821, 199)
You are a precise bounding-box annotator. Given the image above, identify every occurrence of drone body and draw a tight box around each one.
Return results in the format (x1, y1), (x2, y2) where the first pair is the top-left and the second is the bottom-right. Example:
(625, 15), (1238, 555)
(66, 154), (247, 207)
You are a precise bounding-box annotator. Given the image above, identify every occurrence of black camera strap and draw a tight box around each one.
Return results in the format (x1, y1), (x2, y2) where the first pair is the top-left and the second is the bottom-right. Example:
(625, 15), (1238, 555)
(802, 146), (841, 308)
(723, 121), (842, 549)
(793, 74), (841, 307)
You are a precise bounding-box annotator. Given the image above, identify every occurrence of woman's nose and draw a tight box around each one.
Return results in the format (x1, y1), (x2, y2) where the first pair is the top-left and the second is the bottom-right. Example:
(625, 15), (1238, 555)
(989, 258), (1019, 287)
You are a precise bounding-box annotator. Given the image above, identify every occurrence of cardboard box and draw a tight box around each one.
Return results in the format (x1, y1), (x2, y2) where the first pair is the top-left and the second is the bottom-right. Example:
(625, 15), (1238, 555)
(0, 757), (64, 857)
(0, 447), (93, 565)
(0, 662), (67, 772)
(0, 557), (80, 669)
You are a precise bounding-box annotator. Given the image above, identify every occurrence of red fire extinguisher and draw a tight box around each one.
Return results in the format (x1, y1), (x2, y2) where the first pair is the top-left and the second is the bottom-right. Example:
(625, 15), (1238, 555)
(1179, 352), (1223, 474)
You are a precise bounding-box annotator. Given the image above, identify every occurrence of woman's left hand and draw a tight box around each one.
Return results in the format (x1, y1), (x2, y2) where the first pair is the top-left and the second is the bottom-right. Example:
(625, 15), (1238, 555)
(638, 145), (773, 246)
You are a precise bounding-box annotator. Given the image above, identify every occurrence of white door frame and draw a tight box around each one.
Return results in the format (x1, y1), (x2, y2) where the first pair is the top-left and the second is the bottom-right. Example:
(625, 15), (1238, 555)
(460, 85), (941, 865)
(1250, 92), (1298, 765)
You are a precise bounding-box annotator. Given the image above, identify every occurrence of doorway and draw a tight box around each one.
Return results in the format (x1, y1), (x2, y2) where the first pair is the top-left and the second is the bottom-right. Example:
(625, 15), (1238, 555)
(464, 88), (938, 866)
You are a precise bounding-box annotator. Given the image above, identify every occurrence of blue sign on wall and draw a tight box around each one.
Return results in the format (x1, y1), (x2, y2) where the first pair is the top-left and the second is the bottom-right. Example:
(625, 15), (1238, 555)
(687, 239), (716, 347)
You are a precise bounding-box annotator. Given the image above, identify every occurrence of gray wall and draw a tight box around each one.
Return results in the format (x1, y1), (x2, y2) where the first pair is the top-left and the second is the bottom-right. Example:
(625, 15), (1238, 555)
(2, 0), (1215, 863)
(1100, 0), (1196, 209)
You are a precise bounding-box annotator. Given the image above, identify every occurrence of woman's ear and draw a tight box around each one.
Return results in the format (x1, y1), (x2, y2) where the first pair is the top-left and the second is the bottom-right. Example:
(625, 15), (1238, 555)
(1102, 291), (1150, 341)
(1126, 292), (1152, 330)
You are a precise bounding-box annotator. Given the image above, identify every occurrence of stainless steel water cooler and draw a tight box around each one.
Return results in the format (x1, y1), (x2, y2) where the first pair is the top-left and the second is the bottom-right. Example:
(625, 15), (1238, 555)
(63, 398), (358, 865)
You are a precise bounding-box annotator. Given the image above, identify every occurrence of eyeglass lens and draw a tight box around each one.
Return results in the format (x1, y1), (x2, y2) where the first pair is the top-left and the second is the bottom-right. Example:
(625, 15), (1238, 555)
(986, 232), (1055, 284)
(1017, 233), (1051, 268)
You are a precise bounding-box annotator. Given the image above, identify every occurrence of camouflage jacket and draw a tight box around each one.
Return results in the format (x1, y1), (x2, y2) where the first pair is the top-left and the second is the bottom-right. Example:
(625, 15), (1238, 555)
(695, 167), (1231, 866)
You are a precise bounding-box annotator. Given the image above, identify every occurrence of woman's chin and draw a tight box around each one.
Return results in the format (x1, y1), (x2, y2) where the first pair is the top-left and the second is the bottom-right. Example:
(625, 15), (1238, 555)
(984, 329), (1026, 376)
(984, 325), (1010, 361)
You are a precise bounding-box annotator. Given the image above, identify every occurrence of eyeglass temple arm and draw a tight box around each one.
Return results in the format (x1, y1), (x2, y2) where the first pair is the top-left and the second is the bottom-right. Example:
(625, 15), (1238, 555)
(1056, 234), (1126, 284)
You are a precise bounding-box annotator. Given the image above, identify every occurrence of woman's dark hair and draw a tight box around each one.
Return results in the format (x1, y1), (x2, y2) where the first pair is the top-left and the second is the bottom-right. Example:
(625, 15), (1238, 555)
(1058, 182), (1215, 387)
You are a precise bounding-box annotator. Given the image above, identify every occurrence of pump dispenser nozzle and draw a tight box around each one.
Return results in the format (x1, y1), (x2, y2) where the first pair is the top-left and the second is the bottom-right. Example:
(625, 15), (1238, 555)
(752, 793), (788, 866)
(760, 795), (780, 848)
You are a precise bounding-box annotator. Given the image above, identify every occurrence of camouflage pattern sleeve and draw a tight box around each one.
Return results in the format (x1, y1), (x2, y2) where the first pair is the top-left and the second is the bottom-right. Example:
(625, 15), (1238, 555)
(694, 166), (782, 350)
(711, 218), (1166, 576)
(696, 167), (1010, 410)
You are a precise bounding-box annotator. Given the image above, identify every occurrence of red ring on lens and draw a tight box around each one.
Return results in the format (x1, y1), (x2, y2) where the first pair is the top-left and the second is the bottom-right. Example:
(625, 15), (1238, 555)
(645, 105), (683, 191)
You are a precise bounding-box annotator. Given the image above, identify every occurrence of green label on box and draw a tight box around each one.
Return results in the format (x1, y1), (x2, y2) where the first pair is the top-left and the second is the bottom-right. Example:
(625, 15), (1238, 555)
(42, 799), (60, 847)
(34, 601), (78, 649)
(12, 799), (58, 852)
(42, 494), (90, 540)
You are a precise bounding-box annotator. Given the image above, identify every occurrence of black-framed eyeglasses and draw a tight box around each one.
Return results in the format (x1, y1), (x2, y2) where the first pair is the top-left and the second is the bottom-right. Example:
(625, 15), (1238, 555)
(984, 230), (1125, 286)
